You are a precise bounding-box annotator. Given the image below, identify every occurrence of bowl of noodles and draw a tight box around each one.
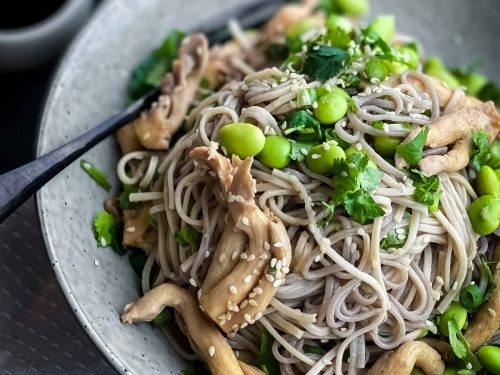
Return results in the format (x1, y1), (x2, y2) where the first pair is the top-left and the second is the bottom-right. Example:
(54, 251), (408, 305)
(37, 0), (500, 374)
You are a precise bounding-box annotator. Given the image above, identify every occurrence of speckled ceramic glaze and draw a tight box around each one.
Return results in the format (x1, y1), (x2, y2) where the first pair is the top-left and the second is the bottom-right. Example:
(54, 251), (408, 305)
(37, 1), (499, 374)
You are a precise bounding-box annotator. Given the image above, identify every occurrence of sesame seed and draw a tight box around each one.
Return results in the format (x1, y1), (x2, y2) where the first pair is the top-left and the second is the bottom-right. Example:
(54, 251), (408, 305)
(273, 280), (281, 288)
(249, 299), (258, 306)
(241, 217), (250, 226)
(244, 275), (252, 284)
(197, 289), (202, 299)
(276, 260), (282, 270)
(240, 322), (248, 329)
(205, 251), (210, 258)
(314, 255), (321, 262)
(425, 320), (434, 327)
(282, 267), (290, 274)
(244, 314), (252, 323)
(300, 148), (308, 156)
(312, 101), (318, 109)
(311, 154), (321, 160)
(232, 251), (239, 260)
(348, 162), (356, 169)
(397, 234), (406, 241)
(266, 274), (274, 282)
(340, 171), (348, 178)
(247, 254), (256, 261)
(322, 142), (330, 150)
(226, 311), (232, 320)
(240, 300), (248, 309)
(93, 259), (99, 267)
(253, 269), (260, 275)
(259, 254), (268, 260)
(125, 226), (136, 233)
(240, 253), (248, 260)
(355, 143), (362, 151)
(452, 281), (458, 291)
(232, 324), (239, 331)
(229, 286), (238, 294)
(488, 308), (496, 317)
(357, 228), (366, 236)
(340, 327), (347, 332)
(100, 238), (107, 247)
(276, 270), (283, 279)
(466, 363), (472, 370)
(273, 242), (283, 248)
(219, 254), (226, 263)
(82, 162), (91, 170)
(254, 287), (263, 294)
(270, 258), (277, 268)
(209, 346), (216, 357)
(235, 350), (240, 358)
(189, 278), (197, 287)
(199, 304), (205, 311)
(264, 242), (270, 251)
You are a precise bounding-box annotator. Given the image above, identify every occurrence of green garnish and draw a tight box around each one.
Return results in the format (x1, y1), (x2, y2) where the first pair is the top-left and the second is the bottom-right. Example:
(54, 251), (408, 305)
(93, 210), (124, 255)
(470, 130), (490, 171)
(331, 152), (384, 224)
(395, 127), (429, 165)
(447, 320), (482, 371)
(80, 159), (112, 191)
(129, 30), (185, 100)
(304, 345), (327, 356)
(459, 284), (483, 311)
(175, 225), (202, 248)
(119, 185), (142, 210)
(407, 168), (441, 212)
(317, 200), (336, 227)
(152, 307), (173, 327)
(285, 110), (322, 142)
(301, 45), (349, 81)
(296, 88), (318, 108)
(289, 140), (316, 162)
(257, 330), (280, 375)
(380, 227), (408, 250)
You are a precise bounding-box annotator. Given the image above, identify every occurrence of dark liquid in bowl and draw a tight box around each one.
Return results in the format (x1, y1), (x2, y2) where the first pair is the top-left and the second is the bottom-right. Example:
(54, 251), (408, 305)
(0, 0), (66, 29)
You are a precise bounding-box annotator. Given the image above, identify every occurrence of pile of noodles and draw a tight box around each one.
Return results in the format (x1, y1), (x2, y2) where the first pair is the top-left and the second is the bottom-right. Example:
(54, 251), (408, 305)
(116, 67), (485, 374)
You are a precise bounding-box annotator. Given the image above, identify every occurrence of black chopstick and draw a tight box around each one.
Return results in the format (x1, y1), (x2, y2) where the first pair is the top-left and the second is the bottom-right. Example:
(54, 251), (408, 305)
(0, 0), (285, 224)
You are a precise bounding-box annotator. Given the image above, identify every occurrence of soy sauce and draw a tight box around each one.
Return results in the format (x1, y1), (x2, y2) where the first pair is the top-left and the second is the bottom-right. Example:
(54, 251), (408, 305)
(0, 0), (66, 29)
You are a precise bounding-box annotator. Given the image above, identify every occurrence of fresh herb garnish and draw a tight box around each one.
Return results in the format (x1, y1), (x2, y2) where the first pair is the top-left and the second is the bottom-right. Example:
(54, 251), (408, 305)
(93, 211), (124, 255)
(152, 307), (173, 327)
(317, 200), (336, 227)
(119, 185), (142, 210)
(470, 130), (490, 171)
(395, 127), (429, 165)
(459, 284), (483, 311)
(257, 330), (280, 375)
(380, 227), (408, 250)
(80, 159), (112, 191)
(331, 152), (384, 224)
(129, 30), (185, 100)
(447, 320), (482, 371)
(301, 45), (349, 81)
(407, 168), (441, 212)
(175, 225), (202, 248)
(289, 140), (315, 162)
(284, 110), (322, 142)
(296, 88), (318, 108)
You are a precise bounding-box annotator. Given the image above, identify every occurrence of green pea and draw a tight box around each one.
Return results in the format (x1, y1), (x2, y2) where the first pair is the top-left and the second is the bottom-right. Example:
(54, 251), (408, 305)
(372, 121), (398, 157)
(438, 301), (468, 337)
(488, 141), (500, 169)
(477, 346), (500, 374)
(496, 169), (500, 182)
(316, 85), (350, 99)
(314, 92), (349, 124)
(424, 57), (460, 89)
(286, 18), (320, 39)
(467, 195), (500, 235)
(327, 27), (353, 49)
(365, 58), (388, 82)
(345, 147), (377, 169)
(306, 142), (346, 174)
(476, 165), (500, 197)
(257, 136), (291, 169)
(442, 369), (459, 375)
(326, 15), (353, 33)
(334, 0), (369, 16)
(462, 72), (488, 97)
(367, 15), (395, 42)
(382, 58), (410, 75)
(398, 46), (419, 70)
(219, 123), (265, 159)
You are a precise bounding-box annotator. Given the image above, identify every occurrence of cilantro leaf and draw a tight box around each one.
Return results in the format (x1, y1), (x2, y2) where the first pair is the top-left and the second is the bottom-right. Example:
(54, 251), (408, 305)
(447, 320), (483, 371)
(343, 190), (385, 225)
(93, 211), (124, 255)
(129, 30), (185, 100)
(480, 258), (497, 303)
(152, 307), (173, 327)
(289, 140), (315, 162)
(175, 225), (202, 248)
(470, 130), (490, 171)
(257, 330), (280, 375)
(395, 127), (429, 165)
(407, 168), (441, 212)
(358, 167), (384, 192)
(301, 45), (349, 81)
(380, 227), (408, 250)
(119, 185), (142, 210)
(296, 88), (318, 108)
(317, 200), (336, 227)
(285, 110), (322, 142)
(80, 159), (112, 191)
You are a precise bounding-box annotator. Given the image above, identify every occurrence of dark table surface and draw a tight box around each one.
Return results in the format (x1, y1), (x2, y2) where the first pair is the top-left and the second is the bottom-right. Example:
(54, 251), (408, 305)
(0, 7), (117, 375)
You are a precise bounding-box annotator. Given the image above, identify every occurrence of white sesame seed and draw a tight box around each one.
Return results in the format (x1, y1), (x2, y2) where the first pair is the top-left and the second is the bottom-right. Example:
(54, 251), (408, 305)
(282, 267), (290, 274)
(241, 217), (250, 226)
(466, 363), (472, 370)
(189, 278), (197, 287)
(488, 308), (496, 317)
(205, 251), (210, 258)
(311, 154), (321, 160)
(273, 280), (281, 288)
(340, 327), (347, 332)
(82, 162), (91, 170)
(348, 162), (356, 169)
(230, 286), (238, 294)
(276, 260), (282, 270)
(244, 275), (252, 284)
(199, 304), (205, 311)
(255, 312), (263, 320)
(208, 346), (216, 357)
(244, 314), (252, 323)
(247, 254), (256, 261)
(357, 228), (366, 236)
(100, 238), (107, 247)
(253, 269), (260, 275)
(270, 258), (277, 268)
(266, 274), (274, 282)
(322, 142), (330, 150)
(452, 281), (458, 291)
(232, 251), (239, 260)
(240, 253), (248, 260)
(219, 254), (226, 263)
(340, 171), (348, 178)
(312, 101), (318, 109)
(240, 322), (248, 329)
(226, 311), (232, 320)
(254, 288), (263, 295)
(355, 143), (363, 151)
(125, 226), (136, 233)
(259, 254), (268, 260)
(93, 259), (99, 267)
(314, 255), (321, 262)
(263, 242), (270, 251)
(300, 148), (309, 156)
(425, 320), (434, 327)
(273, 242), (283, 248)
(249, 299), (258, 306)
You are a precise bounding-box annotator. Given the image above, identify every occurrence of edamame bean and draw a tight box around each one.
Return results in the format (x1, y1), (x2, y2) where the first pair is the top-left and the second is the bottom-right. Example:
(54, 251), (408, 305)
(398, 46), (419, 70)
(326, 15), (353, 33)
(488, 141), (500, 169)
(306, 142), (346, 174)
(334, 0), (369, 16)
(314, 91), (349, 124)
(257, 136), (291, 169)
(442, 369), (458, 375)
(476, 165), (500, 197)
(477, 346), (500, 374)
(438, 301), (468, 337)
(287, 18), (320, 39)
(316, 85), (350, 99)
(219, 123), (265, 159)
(372, 121), (398, 157)
(462, 73), (488, 97)
(496, 169), (500, 182)
(367, 15), (395, 42)
(467, 195), (500, 235)
(424, 57), (460, 89)
(365, 58), (388, 82)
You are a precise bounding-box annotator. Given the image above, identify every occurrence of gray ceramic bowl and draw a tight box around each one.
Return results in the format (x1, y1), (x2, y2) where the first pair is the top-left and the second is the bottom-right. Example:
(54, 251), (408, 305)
(37, 0), (499, 374)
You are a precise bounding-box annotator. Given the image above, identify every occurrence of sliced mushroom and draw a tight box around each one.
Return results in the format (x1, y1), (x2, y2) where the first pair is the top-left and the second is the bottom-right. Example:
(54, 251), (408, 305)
(465, 244), (500, 351)
(421, 338), (453, 365)
(116, 124), (143, 155)
(397, 102), (500, 175)
(190, 146), (292, 333)
(366, 341), (445, 375)
(264, 0), (321, 41)
(132, 34), (209, 150)
(122, 203), (157, 254)
(121, 283), (263, 375)
(104, 197), (121, 218)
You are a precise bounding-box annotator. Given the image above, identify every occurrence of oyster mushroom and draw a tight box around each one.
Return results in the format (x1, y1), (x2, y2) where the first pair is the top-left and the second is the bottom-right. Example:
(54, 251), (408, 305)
(116, 123), (143, 155)
(396, 102), (499, 176)
(190, 146), (292, 333)
(121, 283), (263, 375)
(366, 341), (445, 375)
(465, 244), (500, 351)
(122, 203), (157, 254)
(132, 34), (209, 150)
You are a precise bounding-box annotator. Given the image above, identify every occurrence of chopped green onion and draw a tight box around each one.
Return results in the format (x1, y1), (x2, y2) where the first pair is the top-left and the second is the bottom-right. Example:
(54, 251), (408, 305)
(459, 284), (483, 311)
(80, 159), (112, 191)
